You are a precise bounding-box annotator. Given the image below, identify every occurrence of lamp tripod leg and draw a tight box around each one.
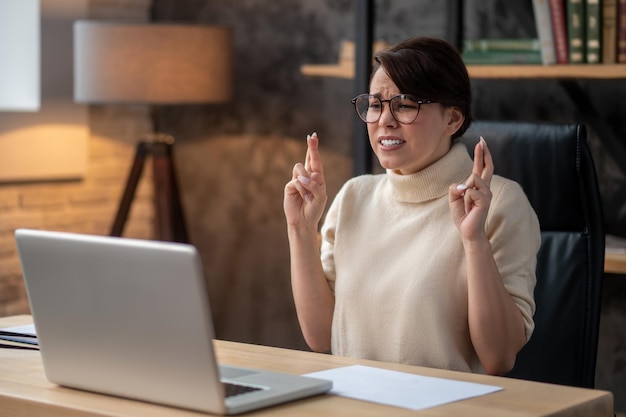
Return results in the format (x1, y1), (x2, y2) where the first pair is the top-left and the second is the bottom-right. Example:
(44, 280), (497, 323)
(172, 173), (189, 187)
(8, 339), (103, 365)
(110, 140), (188, 243)
(111, 142), (149, 237)
(152, 141), (189, 243)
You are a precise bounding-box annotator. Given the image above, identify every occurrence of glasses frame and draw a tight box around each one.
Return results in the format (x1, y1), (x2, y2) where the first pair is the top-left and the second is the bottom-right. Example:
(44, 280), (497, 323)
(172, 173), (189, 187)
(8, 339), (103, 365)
(351, 93), (435, 125)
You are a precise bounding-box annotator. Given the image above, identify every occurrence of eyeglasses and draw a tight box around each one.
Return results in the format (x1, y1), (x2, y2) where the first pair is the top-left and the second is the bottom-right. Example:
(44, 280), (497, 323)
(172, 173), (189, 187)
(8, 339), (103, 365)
(351, 94), (435, 124)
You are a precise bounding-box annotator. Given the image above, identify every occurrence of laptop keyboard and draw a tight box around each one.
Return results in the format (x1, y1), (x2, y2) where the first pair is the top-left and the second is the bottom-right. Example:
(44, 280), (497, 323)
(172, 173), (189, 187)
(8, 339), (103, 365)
(223, 382), (263, 398)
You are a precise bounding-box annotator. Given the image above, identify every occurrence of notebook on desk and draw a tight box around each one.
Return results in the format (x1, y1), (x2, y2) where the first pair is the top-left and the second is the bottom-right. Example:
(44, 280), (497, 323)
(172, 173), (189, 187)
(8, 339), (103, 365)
(15, 228), (331, 415)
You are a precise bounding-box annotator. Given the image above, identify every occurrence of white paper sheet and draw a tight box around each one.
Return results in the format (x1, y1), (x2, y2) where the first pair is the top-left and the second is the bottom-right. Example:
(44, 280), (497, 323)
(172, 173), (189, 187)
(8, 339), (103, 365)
(0, 324), (38, 345)
(305, 365), (502, 411)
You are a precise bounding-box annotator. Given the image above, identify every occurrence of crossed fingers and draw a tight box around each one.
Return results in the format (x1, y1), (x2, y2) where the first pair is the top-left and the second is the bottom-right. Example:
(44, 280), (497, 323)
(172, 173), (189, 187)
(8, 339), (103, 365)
(304, 132), (324, 178)
(471, 136), (493, 187)
(291, 132), (326, 203)
(452, 137), (494, 216)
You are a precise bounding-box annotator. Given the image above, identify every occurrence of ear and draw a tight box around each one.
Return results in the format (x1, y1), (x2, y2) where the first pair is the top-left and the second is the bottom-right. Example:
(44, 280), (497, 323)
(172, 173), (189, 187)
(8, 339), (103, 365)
(445, 106), (464, 137)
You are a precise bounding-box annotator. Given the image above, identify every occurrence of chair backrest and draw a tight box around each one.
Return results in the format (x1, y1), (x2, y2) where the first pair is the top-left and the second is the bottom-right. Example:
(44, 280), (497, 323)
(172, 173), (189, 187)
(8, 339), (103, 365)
(459, 121), (605, 388)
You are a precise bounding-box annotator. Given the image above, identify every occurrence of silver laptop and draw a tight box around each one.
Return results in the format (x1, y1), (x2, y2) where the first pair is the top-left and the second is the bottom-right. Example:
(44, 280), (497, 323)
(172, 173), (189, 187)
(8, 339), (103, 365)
(15, 228), (331, 415)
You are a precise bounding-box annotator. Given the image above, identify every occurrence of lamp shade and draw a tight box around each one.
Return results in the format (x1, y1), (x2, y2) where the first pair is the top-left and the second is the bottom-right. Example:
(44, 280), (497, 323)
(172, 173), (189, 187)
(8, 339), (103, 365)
(74, 22), (232, 104)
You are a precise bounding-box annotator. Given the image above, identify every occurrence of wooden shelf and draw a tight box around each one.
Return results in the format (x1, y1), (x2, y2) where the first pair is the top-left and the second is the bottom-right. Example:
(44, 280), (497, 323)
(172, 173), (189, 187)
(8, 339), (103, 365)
(301, 63), (354, 79)
(468, 64), (626, 79)
(606, 235), (626, 274)
(301, 63), (626, 80)
(605, 251), (626, 274)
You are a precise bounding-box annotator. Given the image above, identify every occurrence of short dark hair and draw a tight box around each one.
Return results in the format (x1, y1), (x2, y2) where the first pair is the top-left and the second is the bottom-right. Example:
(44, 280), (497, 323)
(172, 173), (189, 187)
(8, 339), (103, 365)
(372, 37), (472, 139)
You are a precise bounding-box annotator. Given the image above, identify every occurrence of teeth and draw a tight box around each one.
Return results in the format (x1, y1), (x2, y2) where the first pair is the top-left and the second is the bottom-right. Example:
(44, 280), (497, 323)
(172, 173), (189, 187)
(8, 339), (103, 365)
(380, 139), (404, 146)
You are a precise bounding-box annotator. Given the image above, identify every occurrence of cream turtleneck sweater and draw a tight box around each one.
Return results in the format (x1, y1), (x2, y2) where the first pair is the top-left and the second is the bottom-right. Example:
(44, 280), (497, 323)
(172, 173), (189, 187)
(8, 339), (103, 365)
(320, 143), (540, 373)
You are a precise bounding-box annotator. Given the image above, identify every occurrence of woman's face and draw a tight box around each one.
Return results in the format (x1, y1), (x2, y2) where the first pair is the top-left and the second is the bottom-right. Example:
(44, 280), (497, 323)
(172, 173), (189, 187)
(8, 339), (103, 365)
(367, 67), (463, 175)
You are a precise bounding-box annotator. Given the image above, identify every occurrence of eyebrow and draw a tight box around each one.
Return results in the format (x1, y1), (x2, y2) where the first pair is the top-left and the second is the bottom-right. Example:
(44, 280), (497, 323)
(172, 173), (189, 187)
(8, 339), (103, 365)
(368, 92), (402, 99)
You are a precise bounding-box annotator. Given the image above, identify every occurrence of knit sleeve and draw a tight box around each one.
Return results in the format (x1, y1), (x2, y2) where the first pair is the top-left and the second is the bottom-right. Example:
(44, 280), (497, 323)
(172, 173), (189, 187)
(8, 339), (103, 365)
(486, 177), (541, 341)
(319, 183), (344, 293)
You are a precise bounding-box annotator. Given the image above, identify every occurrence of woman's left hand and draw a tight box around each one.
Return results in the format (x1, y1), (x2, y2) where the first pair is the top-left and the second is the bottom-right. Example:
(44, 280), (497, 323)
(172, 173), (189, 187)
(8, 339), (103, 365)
(449, 137), (494, 241)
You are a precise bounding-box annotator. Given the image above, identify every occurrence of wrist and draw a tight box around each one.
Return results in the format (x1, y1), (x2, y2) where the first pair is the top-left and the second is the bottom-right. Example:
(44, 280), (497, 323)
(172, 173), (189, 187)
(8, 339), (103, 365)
(462, 234), (492, 253)
(288, 223), (320, 241)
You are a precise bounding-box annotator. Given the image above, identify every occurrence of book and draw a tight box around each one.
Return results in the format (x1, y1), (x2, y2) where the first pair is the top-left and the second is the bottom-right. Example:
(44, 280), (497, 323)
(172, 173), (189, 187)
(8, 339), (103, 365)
(532, 0), (558, 64)
(586, 0), (601, 63)
(463, 38), (542, 52)
(619, 0), (626, 62)
(567, 0), (586, 63)
(462, 50), (543, 65)
(550, 0), (570, 63)
(603, 0), (618, 63)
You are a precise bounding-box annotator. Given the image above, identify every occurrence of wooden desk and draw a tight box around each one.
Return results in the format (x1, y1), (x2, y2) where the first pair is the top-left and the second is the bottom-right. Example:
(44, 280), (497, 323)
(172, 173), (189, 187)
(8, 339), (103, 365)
(0, 315), (613, 417)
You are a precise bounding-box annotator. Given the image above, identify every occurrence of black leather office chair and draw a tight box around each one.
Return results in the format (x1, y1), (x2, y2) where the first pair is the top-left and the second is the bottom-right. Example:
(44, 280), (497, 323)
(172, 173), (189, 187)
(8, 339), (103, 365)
(459, 121), (605, 388)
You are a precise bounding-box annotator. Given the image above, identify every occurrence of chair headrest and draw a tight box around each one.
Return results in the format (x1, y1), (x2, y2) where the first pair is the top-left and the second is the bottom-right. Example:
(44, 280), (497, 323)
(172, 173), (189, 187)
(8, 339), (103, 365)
(459, 121), (588, 231)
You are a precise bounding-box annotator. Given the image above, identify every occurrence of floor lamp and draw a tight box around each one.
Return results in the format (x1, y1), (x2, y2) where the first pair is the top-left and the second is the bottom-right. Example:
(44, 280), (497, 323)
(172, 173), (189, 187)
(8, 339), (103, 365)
(73, 21), (233, 243)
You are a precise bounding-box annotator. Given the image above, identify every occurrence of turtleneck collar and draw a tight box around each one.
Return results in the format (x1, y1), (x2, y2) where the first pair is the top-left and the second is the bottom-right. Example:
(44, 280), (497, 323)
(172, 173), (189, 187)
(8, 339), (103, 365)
(385, 143), (473, 203)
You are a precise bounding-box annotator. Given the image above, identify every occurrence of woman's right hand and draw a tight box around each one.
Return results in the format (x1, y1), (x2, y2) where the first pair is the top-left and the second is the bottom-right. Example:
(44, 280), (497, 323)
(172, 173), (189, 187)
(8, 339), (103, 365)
(284, 132), (328, 229)
(284, 133), (334, 353)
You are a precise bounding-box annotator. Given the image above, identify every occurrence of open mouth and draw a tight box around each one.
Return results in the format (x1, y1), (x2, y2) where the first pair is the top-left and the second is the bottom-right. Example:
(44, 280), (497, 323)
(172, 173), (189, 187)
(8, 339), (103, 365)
(379, 139), (405, 147)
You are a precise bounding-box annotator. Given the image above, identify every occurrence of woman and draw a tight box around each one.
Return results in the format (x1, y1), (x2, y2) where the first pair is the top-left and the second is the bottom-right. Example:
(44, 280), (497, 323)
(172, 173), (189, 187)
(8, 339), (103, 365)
(283, 37), (540, 375)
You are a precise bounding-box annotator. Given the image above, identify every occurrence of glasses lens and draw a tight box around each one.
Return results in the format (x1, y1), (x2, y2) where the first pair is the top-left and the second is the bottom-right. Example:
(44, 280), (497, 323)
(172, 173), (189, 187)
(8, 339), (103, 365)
(390, 95), (420, 124)
(354, 95), (380, 123)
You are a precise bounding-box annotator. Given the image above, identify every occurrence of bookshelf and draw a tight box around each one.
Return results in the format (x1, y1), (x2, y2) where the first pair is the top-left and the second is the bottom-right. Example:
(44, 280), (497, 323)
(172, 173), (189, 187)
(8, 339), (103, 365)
(304, 0), (626, 177)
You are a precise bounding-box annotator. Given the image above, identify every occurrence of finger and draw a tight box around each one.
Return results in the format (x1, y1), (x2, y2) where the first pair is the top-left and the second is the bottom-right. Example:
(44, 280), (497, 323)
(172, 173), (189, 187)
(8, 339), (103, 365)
(472, 138), (484, 178)
(448, 184), (473, 214)
(449, 183), (468, 200)
(460, 186), (481, 214)
(292, 162), (307, 180)
(310, 171), (326, 190)
(304, 134), (312, 173)
(462, 180), (492, 209)
(456, 184), (473, 214)
(288, 178), (312, 202)
(479, 136), (494, 186)
(306, 132), (325, 176)
(470, 174), (487, 192)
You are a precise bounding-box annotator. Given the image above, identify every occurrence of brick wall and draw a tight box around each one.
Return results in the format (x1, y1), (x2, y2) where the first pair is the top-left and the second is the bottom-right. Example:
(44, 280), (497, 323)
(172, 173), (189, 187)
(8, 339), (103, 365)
(0, 0), (155, 316)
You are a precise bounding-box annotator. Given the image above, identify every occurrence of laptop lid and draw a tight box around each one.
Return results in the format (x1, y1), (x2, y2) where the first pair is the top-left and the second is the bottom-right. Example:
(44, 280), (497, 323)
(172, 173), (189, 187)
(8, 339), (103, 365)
(15, 228), (331, 415)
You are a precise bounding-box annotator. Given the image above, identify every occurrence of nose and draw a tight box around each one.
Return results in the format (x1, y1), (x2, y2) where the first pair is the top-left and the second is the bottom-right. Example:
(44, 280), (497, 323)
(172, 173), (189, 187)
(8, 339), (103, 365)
(377, 101), (398, 127)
